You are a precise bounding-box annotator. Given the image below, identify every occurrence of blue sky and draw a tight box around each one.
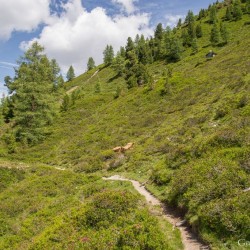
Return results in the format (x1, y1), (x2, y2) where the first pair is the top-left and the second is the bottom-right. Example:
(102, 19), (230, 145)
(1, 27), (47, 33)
(0, 0), (215, 96)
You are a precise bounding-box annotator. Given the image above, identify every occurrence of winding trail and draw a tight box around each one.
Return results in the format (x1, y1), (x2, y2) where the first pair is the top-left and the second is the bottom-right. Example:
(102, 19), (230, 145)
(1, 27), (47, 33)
(66, 69), (100, 94)
(103, 175), (209, 250)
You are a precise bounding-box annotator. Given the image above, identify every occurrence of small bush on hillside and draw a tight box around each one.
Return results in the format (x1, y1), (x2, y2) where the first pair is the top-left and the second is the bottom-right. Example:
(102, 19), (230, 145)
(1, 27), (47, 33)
(150, 160), (173, 185)
(85, 190), (137, 228)
(214, 105), (229, 119)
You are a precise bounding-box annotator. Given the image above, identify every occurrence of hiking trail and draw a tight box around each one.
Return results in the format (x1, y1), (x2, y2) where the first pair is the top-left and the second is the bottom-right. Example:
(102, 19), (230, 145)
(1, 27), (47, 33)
(103, 175), (209, 250)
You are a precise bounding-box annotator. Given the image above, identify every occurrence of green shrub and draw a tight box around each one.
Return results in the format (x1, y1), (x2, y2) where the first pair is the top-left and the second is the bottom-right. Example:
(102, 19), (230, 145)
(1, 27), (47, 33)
(85, 190), (137, 228)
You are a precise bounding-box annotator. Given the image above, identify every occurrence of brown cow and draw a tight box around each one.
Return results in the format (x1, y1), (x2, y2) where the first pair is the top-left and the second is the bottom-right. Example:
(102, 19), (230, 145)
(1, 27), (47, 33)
(122, 142), (134, 150)
(112, 143), (134, 153)
(113, 146), (122, 152)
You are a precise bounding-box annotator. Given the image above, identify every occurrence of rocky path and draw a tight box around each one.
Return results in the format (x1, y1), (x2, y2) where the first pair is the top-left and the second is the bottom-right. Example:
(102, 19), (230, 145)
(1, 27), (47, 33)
(103, 175), (209, 250)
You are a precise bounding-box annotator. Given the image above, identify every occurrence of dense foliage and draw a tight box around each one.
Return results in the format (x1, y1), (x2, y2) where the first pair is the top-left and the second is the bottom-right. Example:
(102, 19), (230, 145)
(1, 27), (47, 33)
(0, 0), (249, 249)
(3, 42), (58, 145)
(0, 164), (181, 249)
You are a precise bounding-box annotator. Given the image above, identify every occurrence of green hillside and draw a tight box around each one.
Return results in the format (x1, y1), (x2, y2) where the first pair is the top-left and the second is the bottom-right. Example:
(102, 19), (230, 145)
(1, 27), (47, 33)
(0, 1), (250, 249)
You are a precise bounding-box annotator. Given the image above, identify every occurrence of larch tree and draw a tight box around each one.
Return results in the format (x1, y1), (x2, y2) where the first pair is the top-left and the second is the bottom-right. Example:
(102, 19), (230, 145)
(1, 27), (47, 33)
(209, 5), (218, 24)
(225, 6), (233, 20)
(220, 23), (229, 44)
(103, 45), (114, 65)
(196, 23), (203, 38)
(87, 57), (95, 71)
(233, 0), (243, 20)
(66, 65), (75, 81)
(5, 42), (57, 144)
(210, 22), (221, 45)
(185, 10), (195, 24)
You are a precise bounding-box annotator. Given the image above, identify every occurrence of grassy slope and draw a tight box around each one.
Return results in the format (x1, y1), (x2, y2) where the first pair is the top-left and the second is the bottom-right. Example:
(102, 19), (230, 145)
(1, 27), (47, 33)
(1, 4), (250, 250)
(0, 162), (182, 250)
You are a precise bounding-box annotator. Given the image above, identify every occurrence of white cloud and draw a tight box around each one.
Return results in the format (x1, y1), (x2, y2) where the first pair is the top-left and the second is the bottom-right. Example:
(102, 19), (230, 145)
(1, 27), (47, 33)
(20, 0), (153, 76)
(164, 14), (185, 28)
(0, 0), (51, 40)
(0, 61), (18, 67)
(112, 0), (138, 14)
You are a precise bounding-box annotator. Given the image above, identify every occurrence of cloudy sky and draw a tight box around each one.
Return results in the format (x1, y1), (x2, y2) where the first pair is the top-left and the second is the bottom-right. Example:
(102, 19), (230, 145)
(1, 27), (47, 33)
(0, 0), (215, 95)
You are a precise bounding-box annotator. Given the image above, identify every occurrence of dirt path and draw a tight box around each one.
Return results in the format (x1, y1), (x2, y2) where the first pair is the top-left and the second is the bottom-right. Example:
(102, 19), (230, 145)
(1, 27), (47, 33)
(66, 69), (100, 94)
(103, 175), (209, 250)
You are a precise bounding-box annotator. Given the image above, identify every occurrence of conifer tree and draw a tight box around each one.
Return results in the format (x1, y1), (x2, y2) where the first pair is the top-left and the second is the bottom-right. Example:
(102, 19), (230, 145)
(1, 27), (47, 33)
(103, 45), (114, 65)
(6, 42), (56, 144)
(210, 23), (221, 45)
(185, 10), (195, 24)
(61, 94), (70, 112)
(50, 59), (62, 90)
(119, 46), (126, 58)
(177, 18), (182, 28)
(112, 52), (126, 76)
(209, 5), (218, 23)
(188, 22), (196, 40)
(225, 6), (233, 20)
(198, 9), (206, 20)
(181, 29), (189, 47)
(57, 74), (65, 89)
(95, 83), (101, 93)
(220, 23), (229, 44)
(1, 96), (14, 123)
(67, 65), (75, 81)
(137, 35), (151, 64)
(87, 57), (95, 71)
(246, 0), (250, 13)
(125, 37), (135, 59)
(155, 23), (164, 40)
(50, 59), (60, 83)
(196, 23), (203, 38)
(168, 38), (182, 61)
(191, 38), (199, 54)
(233, 0), (243, 20)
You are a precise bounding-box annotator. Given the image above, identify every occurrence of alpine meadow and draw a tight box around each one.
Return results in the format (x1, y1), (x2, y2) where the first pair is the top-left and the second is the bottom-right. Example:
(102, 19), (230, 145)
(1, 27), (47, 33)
(0, 0), (250, 249)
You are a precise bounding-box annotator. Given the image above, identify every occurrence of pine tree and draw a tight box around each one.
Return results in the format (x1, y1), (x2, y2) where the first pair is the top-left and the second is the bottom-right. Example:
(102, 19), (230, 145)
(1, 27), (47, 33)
(50, 59), (60, 83)
(233, 0), (243, 20)
(67, 65), (75, 81)
(246, 0), (250, 13)
(185, 10), (195, 24)
(95, 83), (101, 93)
(50, 59), (62, 90)
(196, 23), (203, 38)
(168, 38), (182, 61)
(220, 23), (229, 44)
(225, 6), (233, 20)
(188, 22), (196, 40)
(125, 37), (135, 59)
(137, 35), (151, 64)
(155, 23), (164, 40)
(57, 74), (65, 89)
(191, 38), (199, 54)
(198, 9), (206, 20)
(103, 45), (114, 65)
(87, 57), (95, 71)
(112, 52), (126, 76)
(119, 46), (126, 58)
(1, 96), (14, 123)
(177, 18), (182, 28)
(181, 29), (189, 47)
(114, 86), (121, 99)
(6, 42), (56, 144)
(210, 23), (221, 45)
(61, 94), (70, 112)
(209, 5), (218, 24)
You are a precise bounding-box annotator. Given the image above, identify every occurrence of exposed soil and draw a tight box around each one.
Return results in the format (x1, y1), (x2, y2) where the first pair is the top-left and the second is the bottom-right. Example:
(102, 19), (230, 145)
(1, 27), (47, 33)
(103, 175), (209, 250)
